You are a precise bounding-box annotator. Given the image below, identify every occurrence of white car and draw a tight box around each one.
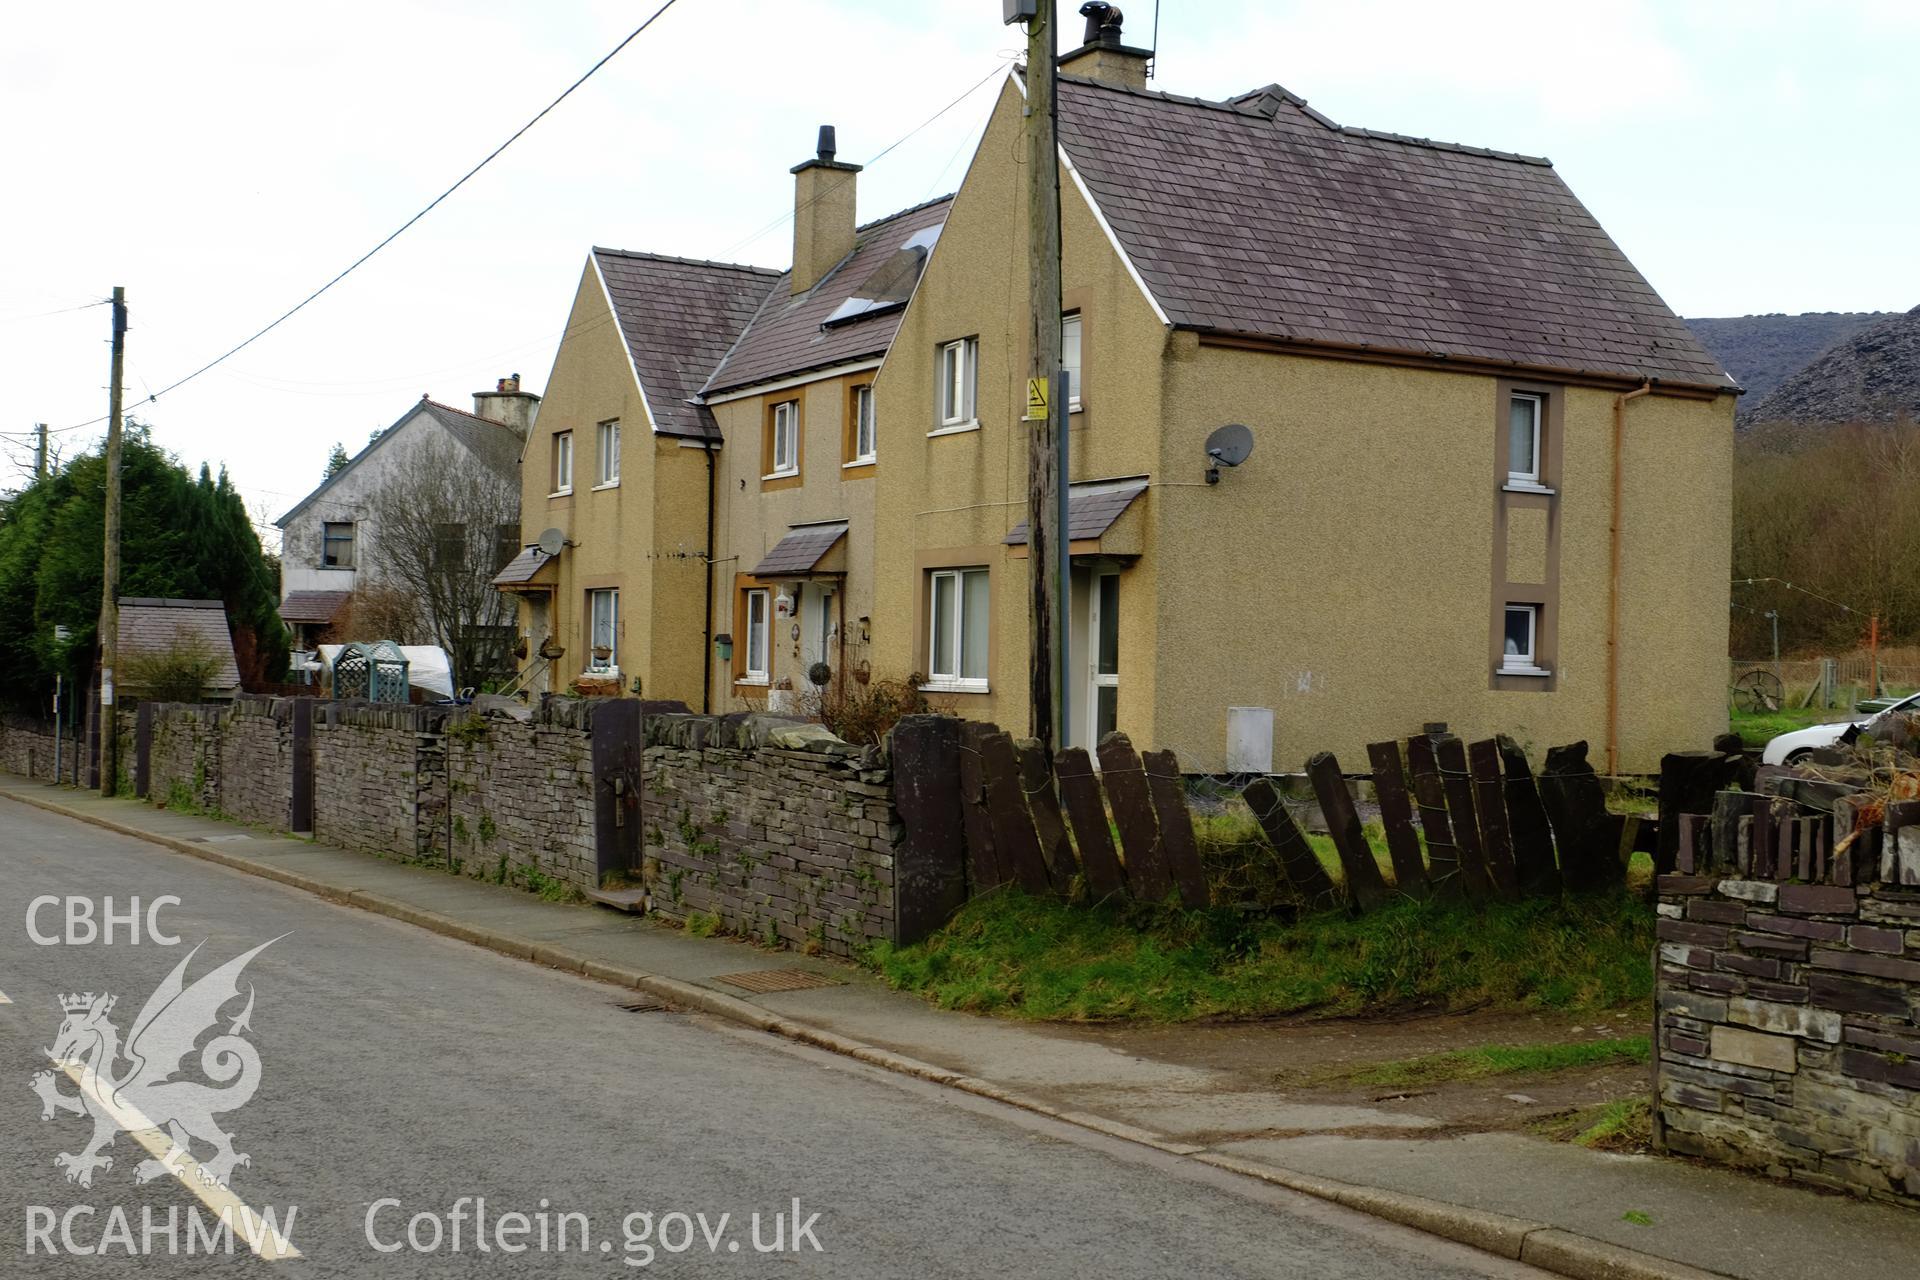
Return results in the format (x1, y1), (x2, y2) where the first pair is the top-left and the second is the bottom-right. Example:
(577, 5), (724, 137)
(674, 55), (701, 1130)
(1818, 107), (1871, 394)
(1760, 691), (1920, 765)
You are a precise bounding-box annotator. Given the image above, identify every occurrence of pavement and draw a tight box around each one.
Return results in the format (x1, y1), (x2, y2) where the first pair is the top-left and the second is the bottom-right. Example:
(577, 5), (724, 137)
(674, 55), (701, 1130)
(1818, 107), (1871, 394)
(5, 775), (1917, 1279)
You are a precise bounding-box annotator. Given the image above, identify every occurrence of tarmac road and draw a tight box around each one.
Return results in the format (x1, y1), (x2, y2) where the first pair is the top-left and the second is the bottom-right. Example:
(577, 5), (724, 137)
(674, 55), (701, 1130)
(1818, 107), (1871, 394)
(0, 799), (1548, 1277)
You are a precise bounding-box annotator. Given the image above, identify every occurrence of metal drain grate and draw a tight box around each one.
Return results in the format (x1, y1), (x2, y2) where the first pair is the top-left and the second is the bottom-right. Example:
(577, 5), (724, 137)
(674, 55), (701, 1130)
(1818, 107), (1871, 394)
(616, 998), (669, 1013)
(713, 968), (845, 994)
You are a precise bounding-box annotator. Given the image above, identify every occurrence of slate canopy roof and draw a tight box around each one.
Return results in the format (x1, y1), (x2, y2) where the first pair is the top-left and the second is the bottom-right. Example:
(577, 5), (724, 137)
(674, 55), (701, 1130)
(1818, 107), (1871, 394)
(1053, 74), (1734, 391)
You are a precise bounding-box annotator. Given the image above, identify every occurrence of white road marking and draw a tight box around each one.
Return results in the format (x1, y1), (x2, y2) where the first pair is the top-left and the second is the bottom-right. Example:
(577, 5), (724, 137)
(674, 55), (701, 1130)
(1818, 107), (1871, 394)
(57, 1062), (301, 1260)
(0, 989), (12, 1004)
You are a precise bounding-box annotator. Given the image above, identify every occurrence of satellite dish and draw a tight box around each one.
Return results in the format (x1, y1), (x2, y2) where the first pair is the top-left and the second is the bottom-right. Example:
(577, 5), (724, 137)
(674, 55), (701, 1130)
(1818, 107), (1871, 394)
(1204, 423), (1255, 467)
(536, 527), (566, 557)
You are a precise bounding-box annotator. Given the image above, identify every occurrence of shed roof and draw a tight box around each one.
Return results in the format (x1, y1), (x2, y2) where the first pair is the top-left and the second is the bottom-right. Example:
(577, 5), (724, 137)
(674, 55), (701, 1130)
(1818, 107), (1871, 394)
(1055, 76), (1733, 389)
(115, 597), (242, 692)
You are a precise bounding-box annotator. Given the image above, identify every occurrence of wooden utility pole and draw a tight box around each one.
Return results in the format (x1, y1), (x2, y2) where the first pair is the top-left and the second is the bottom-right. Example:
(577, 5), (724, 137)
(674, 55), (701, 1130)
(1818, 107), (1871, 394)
(1024, 0), (1066, 751)
(97, 287), (127, 796)
(35, 423), (48, 479)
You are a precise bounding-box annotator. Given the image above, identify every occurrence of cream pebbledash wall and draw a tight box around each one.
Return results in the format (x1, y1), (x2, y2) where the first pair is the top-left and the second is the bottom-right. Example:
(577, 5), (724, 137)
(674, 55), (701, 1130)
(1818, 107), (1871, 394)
(706, 369), (883, 710)
(515, 259), (709, 705)
(866, 71), (1735, 772)
(1153, 342), (1734, 773)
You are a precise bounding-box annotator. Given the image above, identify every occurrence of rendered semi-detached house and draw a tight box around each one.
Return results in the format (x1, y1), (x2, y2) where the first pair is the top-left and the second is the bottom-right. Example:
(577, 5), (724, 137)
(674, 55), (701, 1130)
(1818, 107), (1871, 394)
(863, 19), (1737, 774)
(504, 11), (1737, 774)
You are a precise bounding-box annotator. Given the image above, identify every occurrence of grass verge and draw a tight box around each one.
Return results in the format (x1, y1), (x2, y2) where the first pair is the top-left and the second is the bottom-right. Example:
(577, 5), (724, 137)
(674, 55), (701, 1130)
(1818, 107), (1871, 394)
(1531, 1097), (1655, 1152)
(1319, 1036), (1649, 1088)
(865, 890), (1654, 1023)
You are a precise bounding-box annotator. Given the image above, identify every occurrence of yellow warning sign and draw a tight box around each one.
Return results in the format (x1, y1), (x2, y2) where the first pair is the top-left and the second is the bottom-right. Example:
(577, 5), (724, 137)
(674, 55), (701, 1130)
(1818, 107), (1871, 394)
(1025, 377), (1050, 421)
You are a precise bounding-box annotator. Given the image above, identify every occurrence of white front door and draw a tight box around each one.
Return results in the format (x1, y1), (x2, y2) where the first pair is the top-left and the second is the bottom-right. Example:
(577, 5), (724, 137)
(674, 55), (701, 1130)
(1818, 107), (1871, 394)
(799, 583), (837, 680)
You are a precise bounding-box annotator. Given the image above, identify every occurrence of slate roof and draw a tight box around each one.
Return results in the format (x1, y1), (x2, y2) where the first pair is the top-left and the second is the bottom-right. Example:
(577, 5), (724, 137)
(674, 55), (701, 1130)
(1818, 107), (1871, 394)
(276, 397), (527, 526)
(702, 196), (954, 397)
(751, 521), (849, 577)
(593, 250), (781, 441)
(416, 400), (524, 479)
(1055, 76), (1733, 390)
(1004, 477), (1148, 545)
(116, 598), (242, 691)
(278, 590), (352, 624)
(491, 546), (557, 587)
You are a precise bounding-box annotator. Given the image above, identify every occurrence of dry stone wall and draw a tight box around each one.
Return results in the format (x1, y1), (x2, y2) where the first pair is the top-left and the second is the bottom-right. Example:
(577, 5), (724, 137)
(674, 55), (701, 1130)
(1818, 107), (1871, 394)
(0, 716), (72, 780)
(312, 703), (447, 860)
(1, 699), (917, 952)
(220, 697), (293, 828)
(147, 704), (223, 811)
(640, 714), (900, 957)
(446, 699), (597, 891)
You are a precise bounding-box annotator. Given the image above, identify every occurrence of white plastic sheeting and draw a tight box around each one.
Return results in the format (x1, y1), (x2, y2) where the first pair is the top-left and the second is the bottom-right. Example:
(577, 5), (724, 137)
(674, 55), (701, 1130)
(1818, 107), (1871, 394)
(314, 644), (456, 700)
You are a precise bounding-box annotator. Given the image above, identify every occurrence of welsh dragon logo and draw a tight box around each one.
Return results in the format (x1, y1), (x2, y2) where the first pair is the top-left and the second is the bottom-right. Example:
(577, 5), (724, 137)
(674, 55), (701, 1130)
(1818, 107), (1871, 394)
(30, 938), (281, 1190)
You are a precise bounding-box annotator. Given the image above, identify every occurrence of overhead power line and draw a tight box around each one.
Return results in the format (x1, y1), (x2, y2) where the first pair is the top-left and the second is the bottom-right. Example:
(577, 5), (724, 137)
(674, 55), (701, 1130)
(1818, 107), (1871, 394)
(718, 58), (1015, 259)
(52, 0), (684, 435)
(1732, 577), (1858, 615)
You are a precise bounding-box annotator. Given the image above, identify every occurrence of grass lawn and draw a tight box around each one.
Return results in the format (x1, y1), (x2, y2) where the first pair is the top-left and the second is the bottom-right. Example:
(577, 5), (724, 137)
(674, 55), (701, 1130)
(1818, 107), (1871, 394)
(1729, 704), (1850, 749)
(864, 890), (1655, 1023)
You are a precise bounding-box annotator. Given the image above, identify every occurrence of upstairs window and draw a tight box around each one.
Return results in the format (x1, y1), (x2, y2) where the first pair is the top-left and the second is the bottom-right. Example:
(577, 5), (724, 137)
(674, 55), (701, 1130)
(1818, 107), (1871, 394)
(321, 521), (355, 568)
(1062, 313), (1083, 410)
(492, 524), (520, 572)
(596, 419), (620, 486)
(769, 400), (800, 477)
(938, 338), (978, 428)
(851, 384), (877, 463)
(552, 431), (573, 495)
(1507, 393), (1543, 486)
(432, 522), (466, 572)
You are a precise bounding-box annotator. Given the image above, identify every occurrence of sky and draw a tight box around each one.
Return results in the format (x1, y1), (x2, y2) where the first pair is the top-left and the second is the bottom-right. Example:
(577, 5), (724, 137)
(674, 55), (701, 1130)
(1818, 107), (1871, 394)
(3, 0), (1915, 539)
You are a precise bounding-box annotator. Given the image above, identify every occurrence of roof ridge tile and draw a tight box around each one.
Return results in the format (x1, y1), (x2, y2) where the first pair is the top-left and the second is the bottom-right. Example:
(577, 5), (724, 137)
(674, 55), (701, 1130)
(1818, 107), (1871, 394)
(591, 247), (780, 276)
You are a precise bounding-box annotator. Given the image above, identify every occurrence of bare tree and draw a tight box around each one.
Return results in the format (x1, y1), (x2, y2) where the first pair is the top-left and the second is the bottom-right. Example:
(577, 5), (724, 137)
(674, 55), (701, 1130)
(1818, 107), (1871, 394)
(366, 437), (520, 688)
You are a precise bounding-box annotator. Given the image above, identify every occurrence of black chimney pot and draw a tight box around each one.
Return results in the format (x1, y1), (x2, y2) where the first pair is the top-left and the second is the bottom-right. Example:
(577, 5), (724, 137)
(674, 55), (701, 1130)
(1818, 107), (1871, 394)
(1079, 1), (1123, 47)
(816, 125), (837, 163)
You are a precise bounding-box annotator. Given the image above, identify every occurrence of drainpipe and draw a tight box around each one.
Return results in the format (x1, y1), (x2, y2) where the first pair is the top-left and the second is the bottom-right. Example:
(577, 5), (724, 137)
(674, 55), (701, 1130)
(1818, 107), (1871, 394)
(1605, 380), (1653, 778)
(702, 437), (717, 715)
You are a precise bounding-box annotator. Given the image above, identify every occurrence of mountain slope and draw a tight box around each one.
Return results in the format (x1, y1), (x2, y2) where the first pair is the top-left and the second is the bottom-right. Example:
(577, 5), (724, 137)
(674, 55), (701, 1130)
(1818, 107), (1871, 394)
(1685, 311), (1892, 408)
(1745, 306), (1920, 425)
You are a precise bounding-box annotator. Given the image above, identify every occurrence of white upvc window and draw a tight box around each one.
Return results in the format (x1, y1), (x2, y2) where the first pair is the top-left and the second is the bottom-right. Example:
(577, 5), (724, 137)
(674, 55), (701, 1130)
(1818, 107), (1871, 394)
(769, 400), (799, 477)
(1062, 312), (1083, 410)
(1502, 603), (1548, 675)
(1507, 393), (1542, 486)
(552, 431), (573, 495)
(596, 419), (620, 486)
(852, 384), (877, 463)
(588, 588), (618, 672)
(743, 588), (770, 683)
(926, 567), (990, 691)
(937, 337), (978, 428)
